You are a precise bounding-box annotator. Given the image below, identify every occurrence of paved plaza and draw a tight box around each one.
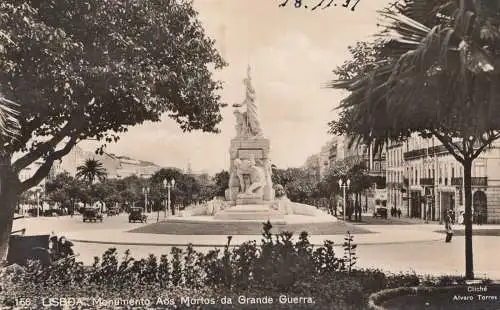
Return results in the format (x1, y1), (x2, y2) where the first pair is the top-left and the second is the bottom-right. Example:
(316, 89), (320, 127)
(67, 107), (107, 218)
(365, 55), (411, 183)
(12, 214), (500, 279)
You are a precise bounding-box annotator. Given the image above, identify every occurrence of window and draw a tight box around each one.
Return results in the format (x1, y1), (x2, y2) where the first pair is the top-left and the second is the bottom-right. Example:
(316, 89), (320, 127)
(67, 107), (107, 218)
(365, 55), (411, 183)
(475, 163), (485, 177)
(451, 167), (455, 179)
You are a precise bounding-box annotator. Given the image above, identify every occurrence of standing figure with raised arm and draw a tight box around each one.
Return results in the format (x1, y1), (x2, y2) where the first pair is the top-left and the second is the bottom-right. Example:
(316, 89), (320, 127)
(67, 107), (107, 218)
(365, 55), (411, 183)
(232, 66), (263, 138)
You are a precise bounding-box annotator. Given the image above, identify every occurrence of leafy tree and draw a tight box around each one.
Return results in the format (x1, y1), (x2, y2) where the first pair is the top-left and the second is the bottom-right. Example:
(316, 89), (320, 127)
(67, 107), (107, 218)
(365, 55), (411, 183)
(271, 168), (308, 189)
(76, 159), (107, 184)
(45, 172), (89, 212)
(348, 162), (373, 195)
(269, 167), (323, 203)
(150, 168), (200, 207)
(0, 0), (225, 258)
(89, 182), (114, 205)
(285, 177), (318, 203)
(194, 173), (216, 202)
(328, 0), (500, 279)
(119, 189), (139, 207)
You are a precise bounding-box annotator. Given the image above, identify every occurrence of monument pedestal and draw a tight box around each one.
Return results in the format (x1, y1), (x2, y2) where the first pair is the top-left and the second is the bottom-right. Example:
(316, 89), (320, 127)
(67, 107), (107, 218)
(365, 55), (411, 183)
(226, 137), (274, 203)
(236, 197), (264, 205)
(214, 204), (284, 221)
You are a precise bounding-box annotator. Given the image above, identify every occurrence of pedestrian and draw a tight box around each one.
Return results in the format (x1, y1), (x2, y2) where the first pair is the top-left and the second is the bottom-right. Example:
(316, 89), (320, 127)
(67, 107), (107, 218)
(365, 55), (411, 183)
(355, 200), (360, 222)
(458, 211), (464, 225)
(445, 214), (453, 243)
(58, 236), (74, 258)
(397, 208), (401, 218)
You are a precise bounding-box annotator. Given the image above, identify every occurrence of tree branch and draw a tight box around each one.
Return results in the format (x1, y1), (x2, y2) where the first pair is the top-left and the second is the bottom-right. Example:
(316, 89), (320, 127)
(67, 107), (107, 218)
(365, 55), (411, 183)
(19, 135), (78, 192)
(13, 122), (73, 172)
(472, 131), (500, 159)
(431, 130), (465, 163)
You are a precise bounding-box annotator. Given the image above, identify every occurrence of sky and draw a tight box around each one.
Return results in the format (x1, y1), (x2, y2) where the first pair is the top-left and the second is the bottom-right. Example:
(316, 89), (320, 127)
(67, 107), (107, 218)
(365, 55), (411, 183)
(81, 0), (391, 174)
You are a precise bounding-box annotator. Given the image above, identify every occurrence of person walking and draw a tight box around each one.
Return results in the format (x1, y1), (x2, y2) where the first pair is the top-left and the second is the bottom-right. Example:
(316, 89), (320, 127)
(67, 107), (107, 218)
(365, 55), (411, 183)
(445, 213), (453, 243)
(458, 211), (464, 225)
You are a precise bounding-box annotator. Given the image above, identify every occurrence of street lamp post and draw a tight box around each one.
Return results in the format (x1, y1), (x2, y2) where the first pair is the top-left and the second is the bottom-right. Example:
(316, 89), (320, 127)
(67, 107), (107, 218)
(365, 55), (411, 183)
(163, 178), (175, 219)
(338, 179), (351, 221)
(142, 187), (150, 213)
(36, 191), (40, 217)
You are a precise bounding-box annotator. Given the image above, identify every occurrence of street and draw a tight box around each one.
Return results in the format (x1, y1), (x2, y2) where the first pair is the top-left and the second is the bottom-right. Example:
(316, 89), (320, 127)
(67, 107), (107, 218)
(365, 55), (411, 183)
(12, 215), (500, 279)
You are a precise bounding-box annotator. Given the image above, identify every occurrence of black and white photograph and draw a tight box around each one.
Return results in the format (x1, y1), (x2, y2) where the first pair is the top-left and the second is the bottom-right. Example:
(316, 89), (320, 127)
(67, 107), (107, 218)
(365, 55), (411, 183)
(1, 0), (500, 309)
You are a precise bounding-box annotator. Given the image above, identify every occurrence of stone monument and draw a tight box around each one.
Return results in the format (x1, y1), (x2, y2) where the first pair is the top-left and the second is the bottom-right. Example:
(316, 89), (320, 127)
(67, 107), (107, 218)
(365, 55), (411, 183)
(216, 67), (281, 220)
(225, 66), (274, 205)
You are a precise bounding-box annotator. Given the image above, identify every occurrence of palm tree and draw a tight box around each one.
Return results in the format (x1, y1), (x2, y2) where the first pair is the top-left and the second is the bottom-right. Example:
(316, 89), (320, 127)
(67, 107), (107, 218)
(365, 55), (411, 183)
(76, 159), (108, 184)
(329, 0), (500, 279)
(0, 93), (19, 139)
(0, 31), (19, 140)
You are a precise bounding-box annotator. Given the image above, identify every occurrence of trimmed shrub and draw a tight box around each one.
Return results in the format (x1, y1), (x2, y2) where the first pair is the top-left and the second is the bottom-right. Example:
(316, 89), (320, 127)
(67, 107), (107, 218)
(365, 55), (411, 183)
(0, 221), (429, 309)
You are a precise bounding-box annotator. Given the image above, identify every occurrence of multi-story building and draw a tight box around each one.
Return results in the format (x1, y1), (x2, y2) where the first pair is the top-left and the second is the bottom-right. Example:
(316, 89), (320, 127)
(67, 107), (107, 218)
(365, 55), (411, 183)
(303, 154), (321, 181)
(303, 139), (337, 182)
(58, 145), (161, 179)
(387, 134), (499, 223)
(303, 135), (387, 211)
(386, 141), (407, 215)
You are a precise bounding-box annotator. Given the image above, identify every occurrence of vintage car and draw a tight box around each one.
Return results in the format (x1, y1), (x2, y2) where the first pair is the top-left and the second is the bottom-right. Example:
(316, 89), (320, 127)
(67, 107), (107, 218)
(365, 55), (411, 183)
(373, 207), (388, 219)
(82, 207), (103, 222)
(107, 207), (120, 216)
(129, 207), (147, 223)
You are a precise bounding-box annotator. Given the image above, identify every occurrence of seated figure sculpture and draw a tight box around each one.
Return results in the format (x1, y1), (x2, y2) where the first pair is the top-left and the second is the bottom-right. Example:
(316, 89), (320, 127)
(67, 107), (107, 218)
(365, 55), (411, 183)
(234, 156), (266, 199)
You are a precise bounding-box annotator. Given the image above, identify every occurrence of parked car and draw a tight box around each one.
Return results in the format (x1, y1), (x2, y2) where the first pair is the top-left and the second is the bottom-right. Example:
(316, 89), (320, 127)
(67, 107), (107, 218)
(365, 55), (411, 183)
(129, 207), (147, 223)
(373, 207), (388, 219)
(82, 208), (103, 222)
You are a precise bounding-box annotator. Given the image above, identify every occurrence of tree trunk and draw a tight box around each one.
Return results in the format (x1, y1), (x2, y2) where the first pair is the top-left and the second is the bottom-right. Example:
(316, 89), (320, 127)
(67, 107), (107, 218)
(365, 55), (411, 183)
(0, 157), (21, 261)
(463, 159), (474, 280)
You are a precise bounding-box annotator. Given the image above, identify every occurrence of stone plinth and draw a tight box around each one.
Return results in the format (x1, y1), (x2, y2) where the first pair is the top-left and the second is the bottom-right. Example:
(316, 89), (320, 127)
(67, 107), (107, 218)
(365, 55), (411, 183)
(214, 204), (285, 221)
(225, 137), (274, 205)
(236, 197), (264, 205)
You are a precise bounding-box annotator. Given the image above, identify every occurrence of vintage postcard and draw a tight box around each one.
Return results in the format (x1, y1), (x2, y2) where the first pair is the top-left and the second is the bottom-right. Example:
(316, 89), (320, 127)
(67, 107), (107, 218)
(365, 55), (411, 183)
(1, 0), (499, 309)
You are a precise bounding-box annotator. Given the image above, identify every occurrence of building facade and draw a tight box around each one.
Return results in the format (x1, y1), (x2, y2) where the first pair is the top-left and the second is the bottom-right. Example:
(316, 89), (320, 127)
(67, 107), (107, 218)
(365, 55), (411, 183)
(58, 145), (161, 179)
(303, 135), (387, 211)
(386, 134), (500, 223)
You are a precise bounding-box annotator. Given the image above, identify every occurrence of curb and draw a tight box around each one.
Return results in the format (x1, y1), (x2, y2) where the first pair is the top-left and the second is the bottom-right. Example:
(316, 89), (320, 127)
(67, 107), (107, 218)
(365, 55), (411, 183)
(71, 237), (443, 247)
(367, 286), (464, 310)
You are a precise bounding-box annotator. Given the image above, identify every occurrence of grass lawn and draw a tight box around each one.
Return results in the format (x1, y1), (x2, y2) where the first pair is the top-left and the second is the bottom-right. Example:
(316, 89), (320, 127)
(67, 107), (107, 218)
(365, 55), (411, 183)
(435, 229), (500, 236)
(128, 221), (372, 235)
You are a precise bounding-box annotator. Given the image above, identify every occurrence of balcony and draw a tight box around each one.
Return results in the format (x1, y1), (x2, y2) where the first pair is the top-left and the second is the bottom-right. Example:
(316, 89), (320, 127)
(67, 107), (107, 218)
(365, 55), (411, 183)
(451, 177), (488, 187)
(419, 178), (434, 186)
(403, 149), (426, 160)
(428, 145), (448, 156)
(368, 169), (386, 177)
(403, 145), (450, 160)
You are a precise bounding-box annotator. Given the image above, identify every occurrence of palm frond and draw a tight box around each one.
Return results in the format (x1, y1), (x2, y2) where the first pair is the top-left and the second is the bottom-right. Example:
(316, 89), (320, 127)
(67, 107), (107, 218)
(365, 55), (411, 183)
(0, 94), (20, 138)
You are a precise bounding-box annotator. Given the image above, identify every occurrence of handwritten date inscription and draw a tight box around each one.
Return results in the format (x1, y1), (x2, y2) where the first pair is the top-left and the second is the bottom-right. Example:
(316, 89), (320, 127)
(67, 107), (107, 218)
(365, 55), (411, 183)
(278, 0), (361, 11)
